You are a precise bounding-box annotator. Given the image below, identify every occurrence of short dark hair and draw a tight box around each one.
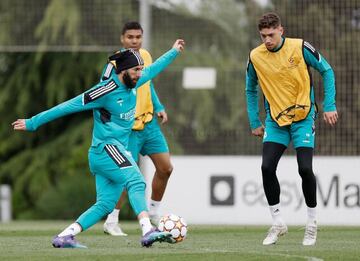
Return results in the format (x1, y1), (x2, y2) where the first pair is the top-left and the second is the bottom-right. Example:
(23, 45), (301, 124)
(258, 12), (281, 30)
(121, 21), (143, 35)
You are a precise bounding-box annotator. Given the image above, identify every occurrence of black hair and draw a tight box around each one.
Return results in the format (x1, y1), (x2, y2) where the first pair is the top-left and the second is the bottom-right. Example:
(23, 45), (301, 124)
(121, 21), (143, 35)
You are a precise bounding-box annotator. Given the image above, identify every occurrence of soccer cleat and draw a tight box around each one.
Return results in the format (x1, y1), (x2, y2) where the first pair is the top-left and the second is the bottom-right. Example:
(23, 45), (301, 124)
(52, 235), (87, 249)
(149, 214), (160, 226)
(303, 223), (317, 246)
(141, 228), (174, 247)
(103, 222), (128, 236)
(262, 224), (288, 245)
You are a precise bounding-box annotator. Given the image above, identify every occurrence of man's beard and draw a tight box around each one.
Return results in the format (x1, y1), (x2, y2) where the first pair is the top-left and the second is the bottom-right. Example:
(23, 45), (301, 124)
(123, 71), (136, 89)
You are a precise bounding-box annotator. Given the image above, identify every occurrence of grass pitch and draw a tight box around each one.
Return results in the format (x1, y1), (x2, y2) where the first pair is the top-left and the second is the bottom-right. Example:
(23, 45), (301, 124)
(0, 221), (359, 260)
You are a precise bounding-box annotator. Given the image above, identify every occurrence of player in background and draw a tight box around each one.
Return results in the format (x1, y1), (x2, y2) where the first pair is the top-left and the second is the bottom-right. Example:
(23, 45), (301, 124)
(245, 12), (337, 246)
(102, 21), (175, 236)
(12, 39), (185, 248)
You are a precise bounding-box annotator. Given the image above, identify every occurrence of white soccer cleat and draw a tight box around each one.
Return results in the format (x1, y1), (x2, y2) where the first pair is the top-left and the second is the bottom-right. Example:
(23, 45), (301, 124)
(103, 222), (128, 236)
(302, 223), (317, 246)
(262, 224), (288, 245)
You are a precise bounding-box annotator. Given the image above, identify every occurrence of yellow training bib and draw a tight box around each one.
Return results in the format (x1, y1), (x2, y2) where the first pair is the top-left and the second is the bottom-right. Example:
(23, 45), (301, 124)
(250, 38), (311, 126)
(132, 48), (154, 130)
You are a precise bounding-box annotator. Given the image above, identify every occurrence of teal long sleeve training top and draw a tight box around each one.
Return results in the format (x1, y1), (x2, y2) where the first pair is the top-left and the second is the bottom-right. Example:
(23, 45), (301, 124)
(25, 48), (179, 151)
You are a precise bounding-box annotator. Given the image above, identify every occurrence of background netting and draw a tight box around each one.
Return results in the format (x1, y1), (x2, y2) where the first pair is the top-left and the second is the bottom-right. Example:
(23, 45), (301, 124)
(0, 0), (359, 155)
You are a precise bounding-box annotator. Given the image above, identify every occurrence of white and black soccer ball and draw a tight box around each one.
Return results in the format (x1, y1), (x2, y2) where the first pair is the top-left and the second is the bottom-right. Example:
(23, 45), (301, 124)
(158, 214), (187, 243)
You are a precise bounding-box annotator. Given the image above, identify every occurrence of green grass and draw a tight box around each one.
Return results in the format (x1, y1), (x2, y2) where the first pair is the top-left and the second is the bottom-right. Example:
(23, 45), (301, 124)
(0, 221), (360, 260)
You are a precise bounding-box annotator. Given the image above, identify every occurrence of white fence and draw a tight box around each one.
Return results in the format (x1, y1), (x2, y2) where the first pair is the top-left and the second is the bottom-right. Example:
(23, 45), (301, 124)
(143, 156), (360, 225)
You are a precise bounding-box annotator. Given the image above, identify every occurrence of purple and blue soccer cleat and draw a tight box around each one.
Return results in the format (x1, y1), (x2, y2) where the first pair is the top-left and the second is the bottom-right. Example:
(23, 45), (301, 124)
(52, 235), (87, 249)
(141, 228), (175, 247)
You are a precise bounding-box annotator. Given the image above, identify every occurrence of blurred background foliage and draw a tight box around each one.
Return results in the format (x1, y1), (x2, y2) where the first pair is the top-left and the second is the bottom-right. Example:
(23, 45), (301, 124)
(0, 0), (358, 219)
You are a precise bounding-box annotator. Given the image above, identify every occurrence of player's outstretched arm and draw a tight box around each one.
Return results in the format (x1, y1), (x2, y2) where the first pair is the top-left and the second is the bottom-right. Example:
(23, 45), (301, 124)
(11, 80), (112, 132)
(136, 39), (185, 87)
(172, 39), (185, 52)
(12, 119), (27, 131)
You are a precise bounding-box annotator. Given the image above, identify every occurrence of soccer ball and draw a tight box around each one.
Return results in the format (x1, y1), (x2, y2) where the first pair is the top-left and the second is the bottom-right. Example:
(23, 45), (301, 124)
(158, 214), (187, 243)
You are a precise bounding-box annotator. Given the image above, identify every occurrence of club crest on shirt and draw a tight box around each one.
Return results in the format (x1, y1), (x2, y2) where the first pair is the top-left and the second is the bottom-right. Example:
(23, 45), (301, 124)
(288, 56), (299, 69)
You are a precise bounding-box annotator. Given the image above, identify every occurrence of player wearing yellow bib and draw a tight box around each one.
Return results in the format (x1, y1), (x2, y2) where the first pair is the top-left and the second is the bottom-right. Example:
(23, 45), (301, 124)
(246, 13), (338, 246)
(102, 22), (174, 236)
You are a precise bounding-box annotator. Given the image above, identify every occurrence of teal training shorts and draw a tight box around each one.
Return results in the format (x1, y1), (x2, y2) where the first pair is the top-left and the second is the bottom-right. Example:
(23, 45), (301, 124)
(76, 144), (147, 231)
(263, 109), (317, 148)
(128, 115), (169, 162)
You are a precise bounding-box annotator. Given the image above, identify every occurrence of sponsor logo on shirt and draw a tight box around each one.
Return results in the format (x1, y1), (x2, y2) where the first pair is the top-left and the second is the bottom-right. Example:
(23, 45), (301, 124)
(120, 108), (136, 121)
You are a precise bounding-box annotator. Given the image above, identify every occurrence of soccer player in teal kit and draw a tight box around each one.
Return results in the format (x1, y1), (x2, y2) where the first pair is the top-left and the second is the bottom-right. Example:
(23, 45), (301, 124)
(12, 39), (185, 248)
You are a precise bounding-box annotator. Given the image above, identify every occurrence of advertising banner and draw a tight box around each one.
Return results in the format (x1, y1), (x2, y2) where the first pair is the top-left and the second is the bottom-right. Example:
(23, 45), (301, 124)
(142, 156), (360, 225)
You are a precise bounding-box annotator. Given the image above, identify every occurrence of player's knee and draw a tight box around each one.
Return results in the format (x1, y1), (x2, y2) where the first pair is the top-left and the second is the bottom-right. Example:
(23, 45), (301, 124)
(261, 163), (275, 176)
(136, 181), (146, 191)
(96, 199), (116, 215)
(298, 165), (314, 179)
(128, 179), (146, 194)
(156, 164), (173, 178)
